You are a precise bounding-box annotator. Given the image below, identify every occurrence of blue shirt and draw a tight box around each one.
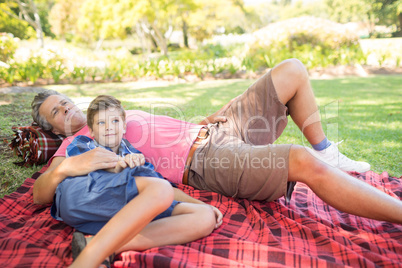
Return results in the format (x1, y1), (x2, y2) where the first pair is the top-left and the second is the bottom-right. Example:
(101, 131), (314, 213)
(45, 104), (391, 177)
(66, 135), (157, 171)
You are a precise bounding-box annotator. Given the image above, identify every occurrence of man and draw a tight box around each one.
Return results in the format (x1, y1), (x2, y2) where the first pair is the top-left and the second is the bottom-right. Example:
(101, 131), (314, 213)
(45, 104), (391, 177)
(31, 59), (402, 224)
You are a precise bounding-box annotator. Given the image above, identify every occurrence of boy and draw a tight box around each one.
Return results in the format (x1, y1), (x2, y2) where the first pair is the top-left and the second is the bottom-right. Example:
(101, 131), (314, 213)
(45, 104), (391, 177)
(51, 95), (222, 268)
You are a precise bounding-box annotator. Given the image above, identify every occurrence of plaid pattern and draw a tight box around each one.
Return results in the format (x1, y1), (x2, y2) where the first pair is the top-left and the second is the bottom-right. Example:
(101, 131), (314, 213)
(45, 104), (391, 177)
(9, 124), (64, 166)
(0, 169), (401, 267)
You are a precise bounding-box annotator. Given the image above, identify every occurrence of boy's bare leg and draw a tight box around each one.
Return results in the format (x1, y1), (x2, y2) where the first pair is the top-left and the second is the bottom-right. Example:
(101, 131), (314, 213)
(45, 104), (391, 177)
(288, 145), (402, 223)
(69, 177), (174, 268)
(117, 202), (216, 252)
(271, 58), (325, 145)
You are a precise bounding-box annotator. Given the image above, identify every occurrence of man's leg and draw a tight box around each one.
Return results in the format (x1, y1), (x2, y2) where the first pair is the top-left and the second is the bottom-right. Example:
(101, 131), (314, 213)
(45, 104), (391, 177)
(271, 58), (324, 145)
(271, 58), (370, 172)
(288, 145), (402, 223)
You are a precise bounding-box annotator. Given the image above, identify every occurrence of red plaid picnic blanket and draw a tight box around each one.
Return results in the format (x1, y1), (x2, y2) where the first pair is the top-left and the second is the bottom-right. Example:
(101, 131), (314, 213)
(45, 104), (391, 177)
(0, 168), (401, 267)
(9, 125), (63, 167)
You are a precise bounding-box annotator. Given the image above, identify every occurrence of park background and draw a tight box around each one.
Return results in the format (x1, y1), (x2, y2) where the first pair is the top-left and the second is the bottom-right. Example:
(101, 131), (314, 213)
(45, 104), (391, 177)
(0, 0), (401, 196)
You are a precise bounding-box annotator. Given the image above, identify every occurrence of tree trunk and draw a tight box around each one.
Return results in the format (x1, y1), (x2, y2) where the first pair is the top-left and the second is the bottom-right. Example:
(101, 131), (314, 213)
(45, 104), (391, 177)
(15, 0), (45, 48)
(140, 21), (158, 54)
(182, 19), (189, 48)
(135, 23), (151, 58)
(150, 23), (168, 57)
(36, 25), (44, 48)
(95, 38), (104, 50)
(398, 12), (402, 36)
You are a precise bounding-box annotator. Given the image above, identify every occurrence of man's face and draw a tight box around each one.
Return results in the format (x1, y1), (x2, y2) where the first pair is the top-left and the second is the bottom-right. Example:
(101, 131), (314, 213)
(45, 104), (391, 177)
(89, 107), (126, 153)
(39, 95), (86, 136)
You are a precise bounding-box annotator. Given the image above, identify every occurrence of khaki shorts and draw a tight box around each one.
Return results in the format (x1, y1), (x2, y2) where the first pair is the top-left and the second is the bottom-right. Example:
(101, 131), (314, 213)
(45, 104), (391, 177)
(188, 71), (293, 202)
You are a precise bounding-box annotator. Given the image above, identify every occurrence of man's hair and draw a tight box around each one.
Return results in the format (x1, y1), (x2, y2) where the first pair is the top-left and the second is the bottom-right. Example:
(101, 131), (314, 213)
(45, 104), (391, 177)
(87, 95), (126, 130)
(31, 90), (72, 131)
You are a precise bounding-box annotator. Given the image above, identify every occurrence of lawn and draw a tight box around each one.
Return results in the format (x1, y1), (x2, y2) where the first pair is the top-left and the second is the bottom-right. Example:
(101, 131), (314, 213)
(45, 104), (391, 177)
(0, 74), (401, 197)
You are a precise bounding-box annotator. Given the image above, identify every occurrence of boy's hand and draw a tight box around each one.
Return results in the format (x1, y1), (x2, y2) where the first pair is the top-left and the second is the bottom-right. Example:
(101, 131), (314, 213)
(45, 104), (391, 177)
(105, 156), (126, 173)
(124, 153), (145, 168)
(211, 206), (223, 229)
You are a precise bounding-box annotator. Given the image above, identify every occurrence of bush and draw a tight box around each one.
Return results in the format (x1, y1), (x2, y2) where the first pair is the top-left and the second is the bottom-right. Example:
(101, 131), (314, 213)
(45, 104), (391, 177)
(15, 56), (46, 83)
(245, 16), (363, 70)
(0, 33), (18, 62)
(0, 62), (17, 84)
(45, 56), (66, 83)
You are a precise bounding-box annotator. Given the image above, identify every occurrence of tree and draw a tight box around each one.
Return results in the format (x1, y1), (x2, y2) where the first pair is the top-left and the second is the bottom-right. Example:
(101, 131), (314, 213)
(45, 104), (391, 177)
(325, 0), (402, 36)
(230, 0), (261, 32)
(0, 1), (34, 39)
(176, 0), (200, 48)
(35, 0), (55, 38)
(325, 0), (371, 24)
(76, 0), (200, 56)
(0, 0), (45, 47)
(186, 0), (249, 42)
(370, 0), (402, 35)
(49, 0), (81, 41)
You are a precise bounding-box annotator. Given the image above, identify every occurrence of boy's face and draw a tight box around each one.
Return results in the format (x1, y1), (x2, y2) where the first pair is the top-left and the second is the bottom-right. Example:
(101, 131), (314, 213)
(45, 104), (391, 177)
(89, 107), (126, 152)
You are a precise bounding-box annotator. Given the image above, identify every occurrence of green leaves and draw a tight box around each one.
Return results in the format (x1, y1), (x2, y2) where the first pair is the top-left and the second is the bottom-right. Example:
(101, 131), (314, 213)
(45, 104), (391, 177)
(246, 17), (365, 70)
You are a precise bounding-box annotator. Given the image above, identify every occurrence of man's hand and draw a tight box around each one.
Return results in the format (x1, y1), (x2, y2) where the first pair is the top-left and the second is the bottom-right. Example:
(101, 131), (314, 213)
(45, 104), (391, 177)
(198, 96), (237, 125)
(62, 147), (120, 177)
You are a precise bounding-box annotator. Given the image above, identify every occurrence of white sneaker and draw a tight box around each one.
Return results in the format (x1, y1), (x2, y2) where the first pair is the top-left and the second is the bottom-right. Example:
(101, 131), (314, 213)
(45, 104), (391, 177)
(311, 141), (370, 173)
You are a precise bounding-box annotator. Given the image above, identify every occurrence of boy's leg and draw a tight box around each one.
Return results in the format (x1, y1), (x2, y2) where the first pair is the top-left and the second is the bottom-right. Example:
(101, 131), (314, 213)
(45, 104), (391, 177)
(70, 177), (174, 268)
(116, 202), (216, 252)
(288, 145), (402, 223)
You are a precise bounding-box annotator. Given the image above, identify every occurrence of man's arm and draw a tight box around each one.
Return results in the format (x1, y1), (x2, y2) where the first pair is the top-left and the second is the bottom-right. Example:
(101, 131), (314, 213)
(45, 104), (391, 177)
(33, 147), (120, 204)
(33, 156), (66, 205)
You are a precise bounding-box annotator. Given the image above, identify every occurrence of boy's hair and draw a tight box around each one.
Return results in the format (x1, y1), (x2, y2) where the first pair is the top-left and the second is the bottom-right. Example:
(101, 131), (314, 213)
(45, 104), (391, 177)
(87, 95), (126, 129)
(31, 90), (73, 131)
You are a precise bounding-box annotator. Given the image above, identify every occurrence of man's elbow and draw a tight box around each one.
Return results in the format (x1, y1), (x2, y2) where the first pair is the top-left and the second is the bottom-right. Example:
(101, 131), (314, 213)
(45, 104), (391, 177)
(32, 189), (44, 205)
(33, 194), (52, 205)
(32, 183), (51, 205)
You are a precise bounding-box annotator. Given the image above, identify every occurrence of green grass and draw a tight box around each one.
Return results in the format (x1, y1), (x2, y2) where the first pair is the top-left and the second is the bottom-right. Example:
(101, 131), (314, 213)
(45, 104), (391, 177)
(0, 75), (401, 197)
(0, 93), (46, 197)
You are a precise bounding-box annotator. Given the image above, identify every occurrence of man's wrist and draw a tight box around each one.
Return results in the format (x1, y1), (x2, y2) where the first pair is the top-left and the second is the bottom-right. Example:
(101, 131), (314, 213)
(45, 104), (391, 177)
(54, 157), (69, 182)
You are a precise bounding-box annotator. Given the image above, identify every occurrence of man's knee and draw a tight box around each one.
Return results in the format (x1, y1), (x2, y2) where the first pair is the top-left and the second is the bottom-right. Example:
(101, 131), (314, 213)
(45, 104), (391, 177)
(271, 58), (310, 104)
(288, 145), (329, 183)
(277, 58), (308, 80)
